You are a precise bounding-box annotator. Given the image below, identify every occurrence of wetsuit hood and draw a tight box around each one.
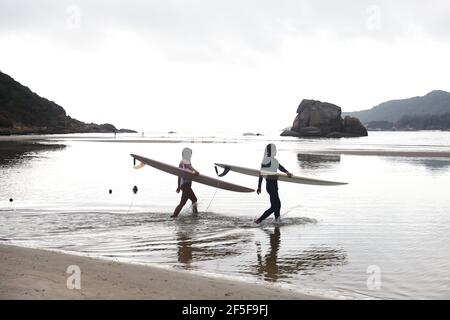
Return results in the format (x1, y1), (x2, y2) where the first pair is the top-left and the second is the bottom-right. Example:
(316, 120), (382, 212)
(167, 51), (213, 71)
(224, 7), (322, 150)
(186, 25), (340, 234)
(181, 147), (192, 164)
(265, 143), (277, 157)
(261, 143), (278, 172)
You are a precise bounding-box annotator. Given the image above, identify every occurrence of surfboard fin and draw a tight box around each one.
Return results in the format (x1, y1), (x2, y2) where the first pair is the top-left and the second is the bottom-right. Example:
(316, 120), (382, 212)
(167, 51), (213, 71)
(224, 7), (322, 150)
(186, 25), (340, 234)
(133, 161), (146, 169)
(215, 165), (231, 177)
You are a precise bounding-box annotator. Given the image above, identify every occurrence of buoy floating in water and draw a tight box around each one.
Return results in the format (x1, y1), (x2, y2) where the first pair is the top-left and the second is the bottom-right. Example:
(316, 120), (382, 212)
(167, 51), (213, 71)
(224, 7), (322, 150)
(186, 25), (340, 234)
(9, 198), (13, 202)
(109, 189), (112, 194)
(132, 186), (138, 194)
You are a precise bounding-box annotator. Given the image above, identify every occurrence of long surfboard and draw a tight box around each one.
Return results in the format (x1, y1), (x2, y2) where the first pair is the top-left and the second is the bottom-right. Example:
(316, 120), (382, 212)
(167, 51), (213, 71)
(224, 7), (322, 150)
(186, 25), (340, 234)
(131, 154), (255, 193)
(214, 163), (348, 186)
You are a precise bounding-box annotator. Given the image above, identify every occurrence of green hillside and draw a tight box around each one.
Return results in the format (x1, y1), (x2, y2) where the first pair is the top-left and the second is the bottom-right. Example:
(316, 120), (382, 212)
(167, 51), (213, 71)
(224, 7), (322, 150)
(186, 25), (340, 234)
(0, 71), (135, 134)
(345, 90), (450, 123)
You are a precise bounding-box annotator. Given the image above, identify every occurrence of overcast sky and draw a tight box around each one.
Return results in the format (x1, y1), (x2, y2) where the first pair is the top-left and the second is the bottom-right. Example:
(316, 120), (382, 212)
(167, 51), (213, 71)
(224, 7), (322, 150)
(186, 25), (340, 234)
(1, 0), (450, 132)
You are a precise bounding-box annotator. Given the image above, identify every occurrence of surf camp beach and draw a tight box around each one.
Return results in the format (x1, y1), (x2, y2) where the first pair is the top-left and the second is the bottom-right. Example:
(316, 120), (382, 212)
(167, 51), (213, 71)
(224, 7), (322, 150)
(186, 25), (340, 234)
(1, 131), (450, 300)
(2, 1), (450, 307)
(0, 244), (318, 300)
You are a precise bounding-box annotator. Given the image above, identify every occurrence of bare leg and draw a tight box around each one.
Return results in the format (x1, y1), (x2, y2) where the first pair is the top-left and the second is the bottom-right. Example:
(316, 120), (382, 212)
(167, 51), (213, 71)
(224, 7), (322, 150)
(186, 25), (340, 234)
(185, 186), (198, 214)
(172, 188), (189, 217)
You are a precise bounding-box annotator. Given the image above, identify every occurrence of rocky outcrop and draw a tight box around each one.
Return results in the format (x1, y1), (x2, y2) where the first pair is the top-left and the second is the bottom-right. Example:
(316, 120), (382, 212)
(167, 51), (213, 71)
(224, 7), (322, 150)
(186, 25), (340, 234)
(342, 116), (367, 136)
(0, 71), (136, 135)
(281, 99), (368, 138)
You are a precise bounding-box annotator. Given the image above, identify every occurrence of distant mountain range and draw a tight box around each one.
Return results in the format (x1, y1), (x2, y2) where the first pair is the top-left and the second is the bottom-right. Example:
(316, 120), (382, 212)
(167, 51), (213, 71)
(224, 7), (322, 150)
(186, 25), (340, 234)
(0, 71), (135, 135)
(344, 90), (450, 123)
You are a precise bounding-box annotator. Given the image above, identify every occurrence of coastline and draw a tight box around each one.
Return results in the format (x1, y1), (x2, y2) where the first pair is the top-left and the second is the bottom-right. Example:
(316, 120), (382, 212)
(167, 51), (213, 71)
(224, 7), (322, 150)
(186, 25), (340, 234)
(2, 134), (450, 159)
(0, 244), (322, 300)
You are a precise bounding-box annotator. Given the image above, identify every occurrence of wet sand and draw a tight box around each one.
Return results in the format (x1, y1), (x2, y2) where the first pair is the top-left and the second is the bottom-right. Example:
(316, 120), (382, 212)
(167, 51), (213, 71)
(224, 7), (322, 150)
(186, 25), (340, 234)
(318, 150), (450, 158)
(0, 244), (320, 300)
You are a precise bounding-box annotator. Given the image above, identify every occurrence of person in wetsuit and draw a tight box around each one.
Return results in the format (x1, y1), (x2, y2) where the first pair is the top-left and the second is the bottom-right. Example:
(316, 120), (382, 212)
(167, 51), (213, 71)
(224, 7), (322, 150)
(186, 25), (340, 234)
(255, 143), (293, 224)
(171, 147), (199, 218)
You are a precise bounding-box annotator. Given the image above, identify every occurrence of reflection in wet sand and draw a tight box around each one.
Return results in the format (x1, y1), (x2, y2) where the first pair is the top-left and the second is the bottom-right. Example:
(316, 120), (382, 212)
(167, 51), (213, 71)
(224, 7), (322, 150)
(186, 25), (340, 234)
(320, 149), (450, 158)
(249, 227), (347, 282)
(297, 153), (341, 170)
(386, 157), (450, 171)
(254, 227), (281, 281)
(0, 141), (65, 166)
(176, 232), (193, 265)
(173, 219), (252, 270)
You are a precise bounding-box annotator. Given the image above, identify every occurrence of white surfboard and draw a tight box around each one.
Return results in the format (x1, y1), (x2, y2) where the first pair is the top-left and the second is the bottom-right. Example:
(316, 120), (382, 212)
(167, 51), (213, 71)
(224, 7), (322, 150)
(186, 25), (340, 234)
(131, 154), (255, 192)
(214, 163), (348, 186)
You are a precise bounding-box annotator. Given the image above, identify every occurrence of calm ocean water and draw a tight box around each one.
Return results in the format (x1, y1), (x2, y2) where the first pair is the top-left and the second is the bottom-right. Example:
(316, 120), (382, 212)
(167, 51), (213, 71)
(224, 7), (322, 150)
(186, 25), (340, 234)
(1, 131), (450, 299)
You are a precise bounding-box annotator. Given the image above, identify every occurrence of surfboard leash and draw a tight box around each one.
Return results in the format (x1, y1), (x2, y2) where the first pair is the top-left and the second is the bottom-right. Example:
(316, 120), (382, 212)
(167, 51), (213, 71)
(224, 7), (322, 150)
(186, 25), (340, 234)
(126, 158), (139, 214)
(207, 165), (233, 213)
(204, 187), (218, 213)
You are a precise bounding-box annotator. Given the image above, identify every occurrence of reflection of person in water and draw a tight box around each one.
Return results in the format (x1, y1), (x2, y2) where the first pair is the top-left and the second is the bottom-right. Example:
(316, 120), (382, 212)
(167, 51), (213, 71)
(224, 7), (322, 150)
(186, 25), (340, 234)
(254, 227), (347, 281)
(255, 227), (281, 281)
(176, 232), (193, 265)
(255, 144), (293, 224)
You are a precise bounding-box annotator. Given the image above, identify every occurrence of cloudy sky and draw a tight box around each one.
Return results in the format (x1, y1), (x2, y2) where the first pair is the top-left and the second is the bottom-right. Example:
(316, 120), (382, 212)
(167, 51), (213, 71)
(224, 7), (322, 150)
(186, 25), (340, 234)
(1, 0), (450, 132)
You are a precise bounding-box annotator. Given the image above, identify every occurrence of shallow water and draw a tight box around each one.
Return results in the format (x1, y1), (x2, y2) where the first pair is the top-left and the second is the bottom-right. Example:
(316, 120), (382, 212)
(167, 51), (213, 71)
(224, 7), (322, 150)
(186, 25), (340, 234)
(1, 131), (450, 299)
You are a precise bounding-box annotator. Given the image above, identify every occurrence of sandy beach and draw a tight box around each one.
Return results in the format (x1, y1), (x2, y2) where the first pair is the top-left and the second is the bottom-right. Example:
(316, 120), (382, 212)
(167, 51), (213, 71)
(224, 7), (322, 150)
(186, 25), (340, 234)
(0, 244), (320, 300)
(2, 132), (450, 299)
(2, 0), (450, 303)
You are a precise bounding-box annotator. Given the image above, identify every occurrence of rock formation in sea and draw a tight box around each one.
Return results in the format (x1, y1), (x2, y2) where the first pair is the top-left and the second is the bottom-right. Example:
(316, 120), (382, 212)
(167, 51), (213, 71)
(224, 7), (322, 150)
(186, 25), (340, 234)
(281, 99), (368, 138)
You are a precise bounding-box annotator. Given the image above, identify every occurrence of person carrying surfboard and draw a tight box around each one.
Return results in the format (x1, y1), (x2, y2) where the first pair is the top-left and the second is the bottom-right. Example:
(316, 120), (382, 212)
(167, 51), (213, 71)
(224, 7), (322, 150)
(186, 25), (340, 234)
(171, 147), (199, 218)
(255, 143), (293, 224)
